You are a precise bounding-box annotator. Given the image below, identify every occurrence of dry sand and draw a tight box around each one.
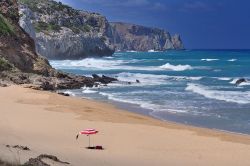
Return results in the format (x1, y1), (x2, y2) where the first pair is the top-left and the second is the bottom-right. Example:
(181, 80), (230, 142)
(1, 85), (250, 166)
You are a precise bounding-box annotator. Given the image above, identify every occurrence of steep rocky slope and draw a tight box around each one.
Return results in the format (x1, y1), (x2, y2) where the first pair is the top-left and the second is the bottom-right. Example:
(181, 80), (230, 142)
(0, 0), (51, 74)
(18, 0), (184, 59)
(110, 22), (184, 51)
(0, 0), (117, 90)
(19, 0), (114, 60)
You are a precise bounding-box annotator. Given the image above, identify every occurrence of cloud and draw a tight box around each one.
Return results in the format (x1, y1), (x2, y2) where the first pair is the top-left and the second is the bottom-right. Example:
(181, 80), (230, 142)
(62, 0), (167, 11)
(181, 1), (214, 12)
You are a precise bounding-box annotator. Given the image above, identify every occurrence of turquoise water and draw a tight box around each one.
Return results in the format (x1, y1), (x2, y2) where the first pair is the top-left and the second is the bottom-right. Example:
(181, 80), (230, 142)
(50, 50), (250, 134)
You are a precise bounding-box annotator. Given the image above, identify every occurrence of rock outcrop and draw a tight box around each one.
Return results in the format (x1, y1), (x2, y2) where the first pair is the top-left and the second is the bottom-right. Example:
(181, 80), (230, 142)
(24, 154), (70, 166)
(110, 22), (184, 51)
(18, 0), (184, 60)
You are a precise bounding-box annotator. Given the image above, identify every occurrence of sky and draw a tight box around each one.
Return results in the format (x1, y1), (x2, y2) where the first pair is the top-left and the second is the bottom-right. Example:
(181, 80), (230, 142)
(57, 0), (250, 49)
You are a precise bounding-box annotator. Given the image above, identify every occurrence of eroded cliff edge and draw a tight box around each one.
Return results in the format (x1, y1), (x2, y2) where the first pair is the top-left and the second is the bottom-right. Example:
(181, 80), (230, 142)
(18, 0), (184, 60)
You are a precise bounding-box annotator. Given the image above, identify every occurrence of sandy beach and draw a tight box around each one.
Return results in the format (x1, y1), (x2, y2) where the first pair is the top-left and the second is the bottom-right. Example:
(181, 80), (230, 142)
(1, 85), (250, 166)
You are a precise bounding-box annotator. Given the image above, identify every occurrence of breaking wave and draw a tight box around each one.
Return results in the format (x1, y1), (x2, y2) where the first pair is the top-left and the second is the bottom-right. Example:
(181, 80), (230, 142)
(50, 59), (195, 71)
(185, 83), (250, 104)
(201, 59), (219, 61)
(159, 63), (193, 71)
(228, 59), (237, 62)
(110, 72), (202, 86)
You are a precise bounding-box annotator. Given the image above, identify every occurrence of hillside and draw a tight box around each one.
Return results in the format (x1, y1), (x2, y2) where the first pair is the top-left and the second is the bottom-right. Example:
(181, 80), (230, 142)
(0, 0), (116, 90)
(0, 0), (52, 75)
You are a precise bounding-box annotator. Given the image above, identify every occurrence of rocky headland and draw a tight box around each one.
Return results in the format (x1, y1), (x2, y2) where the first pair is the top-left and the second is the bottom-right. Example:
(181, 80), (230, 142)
(18, 0), (184, 60)
(110, 22), (184, 51)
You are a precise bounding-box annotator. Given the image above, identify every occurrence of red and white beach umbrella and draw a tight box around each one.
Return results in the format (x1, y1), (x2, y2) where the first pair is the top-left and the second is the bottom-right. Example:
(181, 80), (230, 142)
(76, 129), (98, 147)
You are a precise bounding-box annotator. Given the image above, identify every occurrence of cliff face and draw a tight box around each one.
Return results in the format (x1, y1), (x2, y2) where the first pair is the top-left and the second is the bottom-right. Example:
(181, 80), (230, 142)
(0, 0), (52, 74)
(110, 22), (184, 51)
(19, 0), (114, 60)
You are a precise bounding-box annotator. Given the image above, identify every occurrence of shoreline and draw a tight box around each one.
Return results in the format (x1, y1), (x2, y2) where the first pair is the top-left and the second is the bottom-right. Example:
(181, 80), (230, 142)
(1, 85), (250, 165)
(65, 89), (250, 137)
(20, 86), (250, 143)
(85, 97), (250, 141)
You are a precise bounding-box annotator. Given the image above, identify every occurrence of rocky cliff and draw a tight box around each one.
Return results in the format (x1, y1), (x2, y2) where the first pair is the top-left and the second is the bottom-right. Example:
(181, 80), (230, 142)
(110, 22), (184, 51)
(18, 0), (184, 59)
(0, 0), (52, 74)
(0, 0), (117, 90)
(18, 0), (114, 60)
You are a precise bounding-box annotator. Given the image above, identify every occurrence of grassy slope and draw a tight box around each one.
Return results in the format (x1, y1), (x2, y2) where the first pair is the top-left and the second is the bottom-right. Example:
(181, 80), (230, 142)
(0, 14), (14, 35)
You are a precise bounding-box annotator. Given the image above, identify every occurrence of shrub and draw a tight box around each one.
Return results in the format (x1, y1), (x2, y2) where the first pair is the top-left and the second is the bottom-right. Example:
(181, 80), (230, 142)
(34, 21), (61, 32)
(0, 57), (13, 71)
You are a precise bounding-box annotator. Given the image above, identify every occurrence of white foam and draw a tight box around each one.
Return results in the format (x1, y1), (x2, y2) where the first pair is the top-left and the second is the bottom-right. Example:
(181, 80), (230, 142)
(116, 72), (168, 85)
(228, 59), (237, 62)
(112, 72), (202, 86)
(98, 92), (188, 114)
(189, 77), (203, 80)
(126, 50), (137, 53)
(186, 83), (250, 104)
(201, 59), (219, 62)
(216, 77), (232, 81)
(148, 49), (161, 52)
(50, 58), (125, 70)
(230, 78), (239, 84)
(159, 63), (193, 71)
(82, 89), (98, 94)
(50, 59), (195, 72)
(81, 87), (99, 94)
(238, 82), (250, 86)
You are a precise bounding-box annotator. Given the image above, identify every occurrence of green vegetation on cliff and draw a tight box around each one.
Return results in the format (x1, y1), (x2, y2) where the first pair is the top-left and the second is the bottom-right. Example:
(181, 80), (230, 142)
(19, 0), (95, 33)
(0, 57), (14, 71)
(0, 14), (14, 35)
(19, 0), (75, 15)
(34, 21), (61, 32)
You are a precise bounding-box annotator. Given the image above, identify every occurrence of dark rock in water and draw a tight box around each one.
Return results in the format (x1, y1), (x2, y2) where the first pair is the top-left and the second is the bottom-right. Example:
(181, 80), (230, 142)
(92, 74), (100, 79)
(24, 154), (70, 166)
(6, 145), (30, 151)
(235, 78), (247, 85)
(136, 79), (140, 83)
(92, 74), (118, 84)
(102, 75), (118, 82)
(58, 92), (70, 96)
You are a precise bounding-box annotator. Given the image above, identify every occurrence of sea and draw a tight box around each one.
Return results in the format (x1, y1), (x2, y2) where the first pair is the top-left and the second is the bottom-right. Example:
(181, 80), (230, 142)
(50, 50), (250, 134)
